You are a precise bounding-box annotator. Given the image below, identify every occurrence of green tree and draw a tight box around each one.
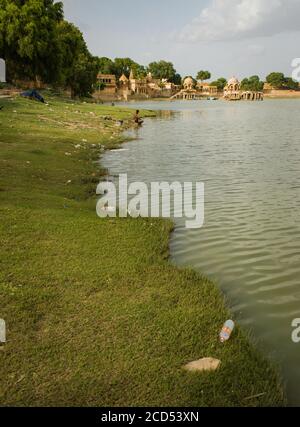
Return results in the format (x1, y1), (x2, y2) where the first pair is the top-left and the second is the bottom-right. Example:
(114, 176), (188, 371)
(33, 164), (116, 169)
(0, 0), (63, 83)
(284, 77), (299, 90)
(266, 72), (286, 89)
(97, 57), (115, 75)
(113, 58), (141, 79)
(210, 77), (227, 91)
(147, 60), (177, 81)
(172, 73), (182, 85)
(196, 70), (211, 82)
(241, 75), (264, 91)
(56, 21), (98, 97)
(69, 52), (98, 98)
(240, 78), (249, 90)
(266, 72), (299, 90)
(130, 62), (147, 79)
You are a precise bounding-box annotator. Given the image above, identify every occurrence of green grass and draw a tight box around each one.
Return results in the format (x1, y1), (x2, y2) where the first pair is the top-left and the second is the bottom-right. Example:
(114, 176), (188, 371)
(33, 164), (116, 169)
(0, 94), (285, 407)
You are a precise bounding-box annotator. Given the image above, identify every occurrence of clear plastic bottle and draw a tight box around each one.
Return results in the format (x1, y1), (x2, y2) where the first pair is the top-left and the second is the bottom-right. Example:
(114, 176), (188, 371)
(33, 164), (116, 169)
(220, 320), (235, 343)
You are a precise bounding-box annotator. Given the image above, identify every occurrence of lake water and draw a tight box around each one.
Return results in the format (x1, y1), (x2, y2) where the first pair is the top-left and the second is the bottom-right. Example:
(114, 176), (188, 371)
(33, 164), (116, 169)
(103, 99), (300, 406)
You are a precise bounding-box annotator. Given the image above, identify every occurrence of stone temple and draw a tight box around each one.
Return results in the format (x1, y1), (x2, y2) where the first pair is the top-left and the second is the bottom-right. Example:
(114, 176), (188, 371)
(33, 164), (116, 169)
(224, 77), (263, 101)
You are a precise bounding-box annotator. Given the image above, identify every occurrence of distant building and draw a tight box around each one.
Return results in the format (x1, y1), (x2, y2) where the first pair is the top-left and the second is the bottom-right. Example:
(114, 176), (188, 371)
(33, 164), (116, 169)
(117, 70), (177, 99)
(171, 77), (218, 100)
(197, 82), (218, 95)
(97, 74), (117, 95)
(128, 70), (148, 95)
(94, 69), (178, 100)
(224, 77), (263, 101)
(119, 73), (129, 86)
(224, 77), (241, 100)
(0, 58), (6, 83)
(183, 77), (194, 91)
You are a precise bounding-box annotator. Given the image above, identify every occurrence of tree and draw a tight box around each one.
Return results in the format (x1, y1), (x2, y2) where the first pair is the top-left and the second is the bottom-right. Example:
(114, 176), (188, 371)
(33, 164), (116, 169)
(130, 62), (147, 79)
(113, 58), (137, 79)
(266, 72), (285, 89)
(56, 21), (98, 97)
(68, 52), (98, 98)
(147, 60), (177, 81)
(97, 57), (115, 75)
(0, 0), (64, 83)
(284, 77), (299, 90)
(210, 77), (227, 91)
(196, 70), (211, 82)
(172, 73), (182, 85)
(241, 75), (264, 92)
(266, 72), (299, 90)
(0, 1), (98, 96)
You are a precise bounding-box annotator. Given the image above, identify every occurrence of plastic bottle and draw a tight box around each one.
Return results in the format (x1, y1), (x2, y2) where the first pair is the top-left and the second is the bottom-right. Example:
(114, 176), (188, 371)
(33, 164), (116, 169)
(220, 320), (235, 343)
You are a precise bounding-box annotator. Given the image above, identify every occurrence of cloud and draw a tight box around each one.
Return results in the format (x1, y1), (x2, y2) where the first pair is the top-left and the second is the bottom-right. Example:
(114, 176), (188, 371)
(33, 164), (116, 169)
(247, 44), (266, 55)
(178, 0), (300, 42)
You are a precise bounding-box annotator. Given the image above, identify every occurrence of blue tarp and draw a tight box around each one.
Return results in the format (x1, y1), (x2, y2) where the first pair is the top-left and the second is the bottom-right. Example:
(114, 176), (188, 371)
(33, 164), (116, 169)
(21, 89), (44, 103)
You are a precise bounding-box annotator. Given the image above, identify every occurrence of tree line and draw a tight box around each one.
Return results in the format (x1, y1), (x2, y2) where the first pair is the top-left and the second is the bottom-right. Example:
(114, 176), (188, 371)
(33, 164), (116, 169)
(0, 1), (298, 97)
(196, 72), (299, 91)
(195, 72), (299, 91)
(241, 73), (298, 91)
(98, 58), (182, 85)
(0, 1), (183, 96)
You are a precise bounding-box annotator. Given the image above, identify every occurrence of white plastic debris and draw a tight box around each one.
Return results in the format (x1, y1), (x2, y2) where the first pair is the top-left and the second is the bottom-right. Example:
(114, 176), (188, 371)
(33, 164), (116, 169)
(220, 320), (235, 343)
(183, 358), (221, 373)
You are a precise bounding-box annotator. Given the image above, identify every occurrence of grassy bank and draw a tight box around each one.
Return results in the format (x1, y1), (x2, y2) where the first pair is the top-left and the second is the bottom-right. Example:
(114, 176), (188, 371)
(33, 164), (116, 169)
(0, 94), (285, 407)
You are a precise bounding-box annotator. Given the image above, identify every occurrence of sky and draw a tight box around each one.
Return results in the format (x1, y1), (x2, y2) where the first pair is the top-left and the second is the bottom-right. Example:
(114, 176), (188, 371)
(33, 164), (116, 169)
(62, 0), (300, 80)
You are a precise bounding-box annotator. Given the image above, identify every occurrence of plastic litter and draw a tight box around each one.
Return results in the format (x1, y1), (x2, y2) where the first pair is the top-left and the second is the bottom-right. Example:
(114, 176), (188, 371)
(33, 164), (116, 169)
(220, 320), (235, 343)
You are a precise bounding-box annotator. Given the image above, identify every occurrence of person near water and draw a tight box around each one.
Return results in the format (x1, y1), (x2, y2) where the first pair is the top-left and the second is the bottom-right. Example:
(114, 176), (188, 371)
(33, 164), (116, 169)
(134, 110), (143, 125)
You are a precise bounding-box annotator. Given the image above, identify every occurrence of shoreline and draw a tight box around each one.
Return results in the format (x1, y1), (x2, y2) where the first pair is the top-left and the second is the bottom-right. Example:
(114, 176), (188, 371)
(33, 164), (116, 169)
(96, 92), (300, 104)
(0, 94), (285, 406)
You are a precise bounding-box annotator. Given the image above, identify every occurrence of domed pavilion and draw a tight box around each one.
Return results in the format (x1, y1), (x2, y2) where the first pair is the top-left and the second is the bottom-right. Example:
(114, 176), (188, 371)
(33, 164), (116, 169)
(183, 77), (195, 91)
(224, 77), (263, 101)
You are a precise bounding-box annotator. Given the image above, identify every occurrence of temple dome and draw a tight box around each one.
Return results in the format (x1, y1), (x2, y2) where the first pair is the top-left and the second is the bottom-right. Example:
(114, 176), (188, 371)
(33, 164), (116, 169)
(184, 77), (194, 86)
(183, 76), (195, 90)
(227, 77), (239, 86)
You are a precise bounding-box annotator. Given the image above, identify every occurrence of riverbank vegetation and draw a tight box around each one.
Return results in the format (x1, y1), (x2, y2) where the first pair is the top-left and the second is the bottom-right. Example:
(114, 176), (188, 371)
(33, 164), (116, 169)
(0, 94), (285, 406)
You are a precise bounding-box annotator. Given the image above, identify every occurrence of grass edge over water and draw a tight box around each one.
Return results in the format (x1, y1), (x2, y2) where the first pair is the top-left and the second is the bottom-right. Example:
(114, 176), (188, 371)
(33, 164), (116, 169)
(0, 95), (285, 406)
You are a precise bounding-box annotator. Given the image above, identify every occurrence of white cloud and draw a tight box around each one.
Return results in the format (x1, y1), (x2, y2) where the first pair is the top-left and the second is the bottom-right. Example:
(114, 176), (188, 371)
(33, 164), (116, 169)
(178, 0), (300, 42)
